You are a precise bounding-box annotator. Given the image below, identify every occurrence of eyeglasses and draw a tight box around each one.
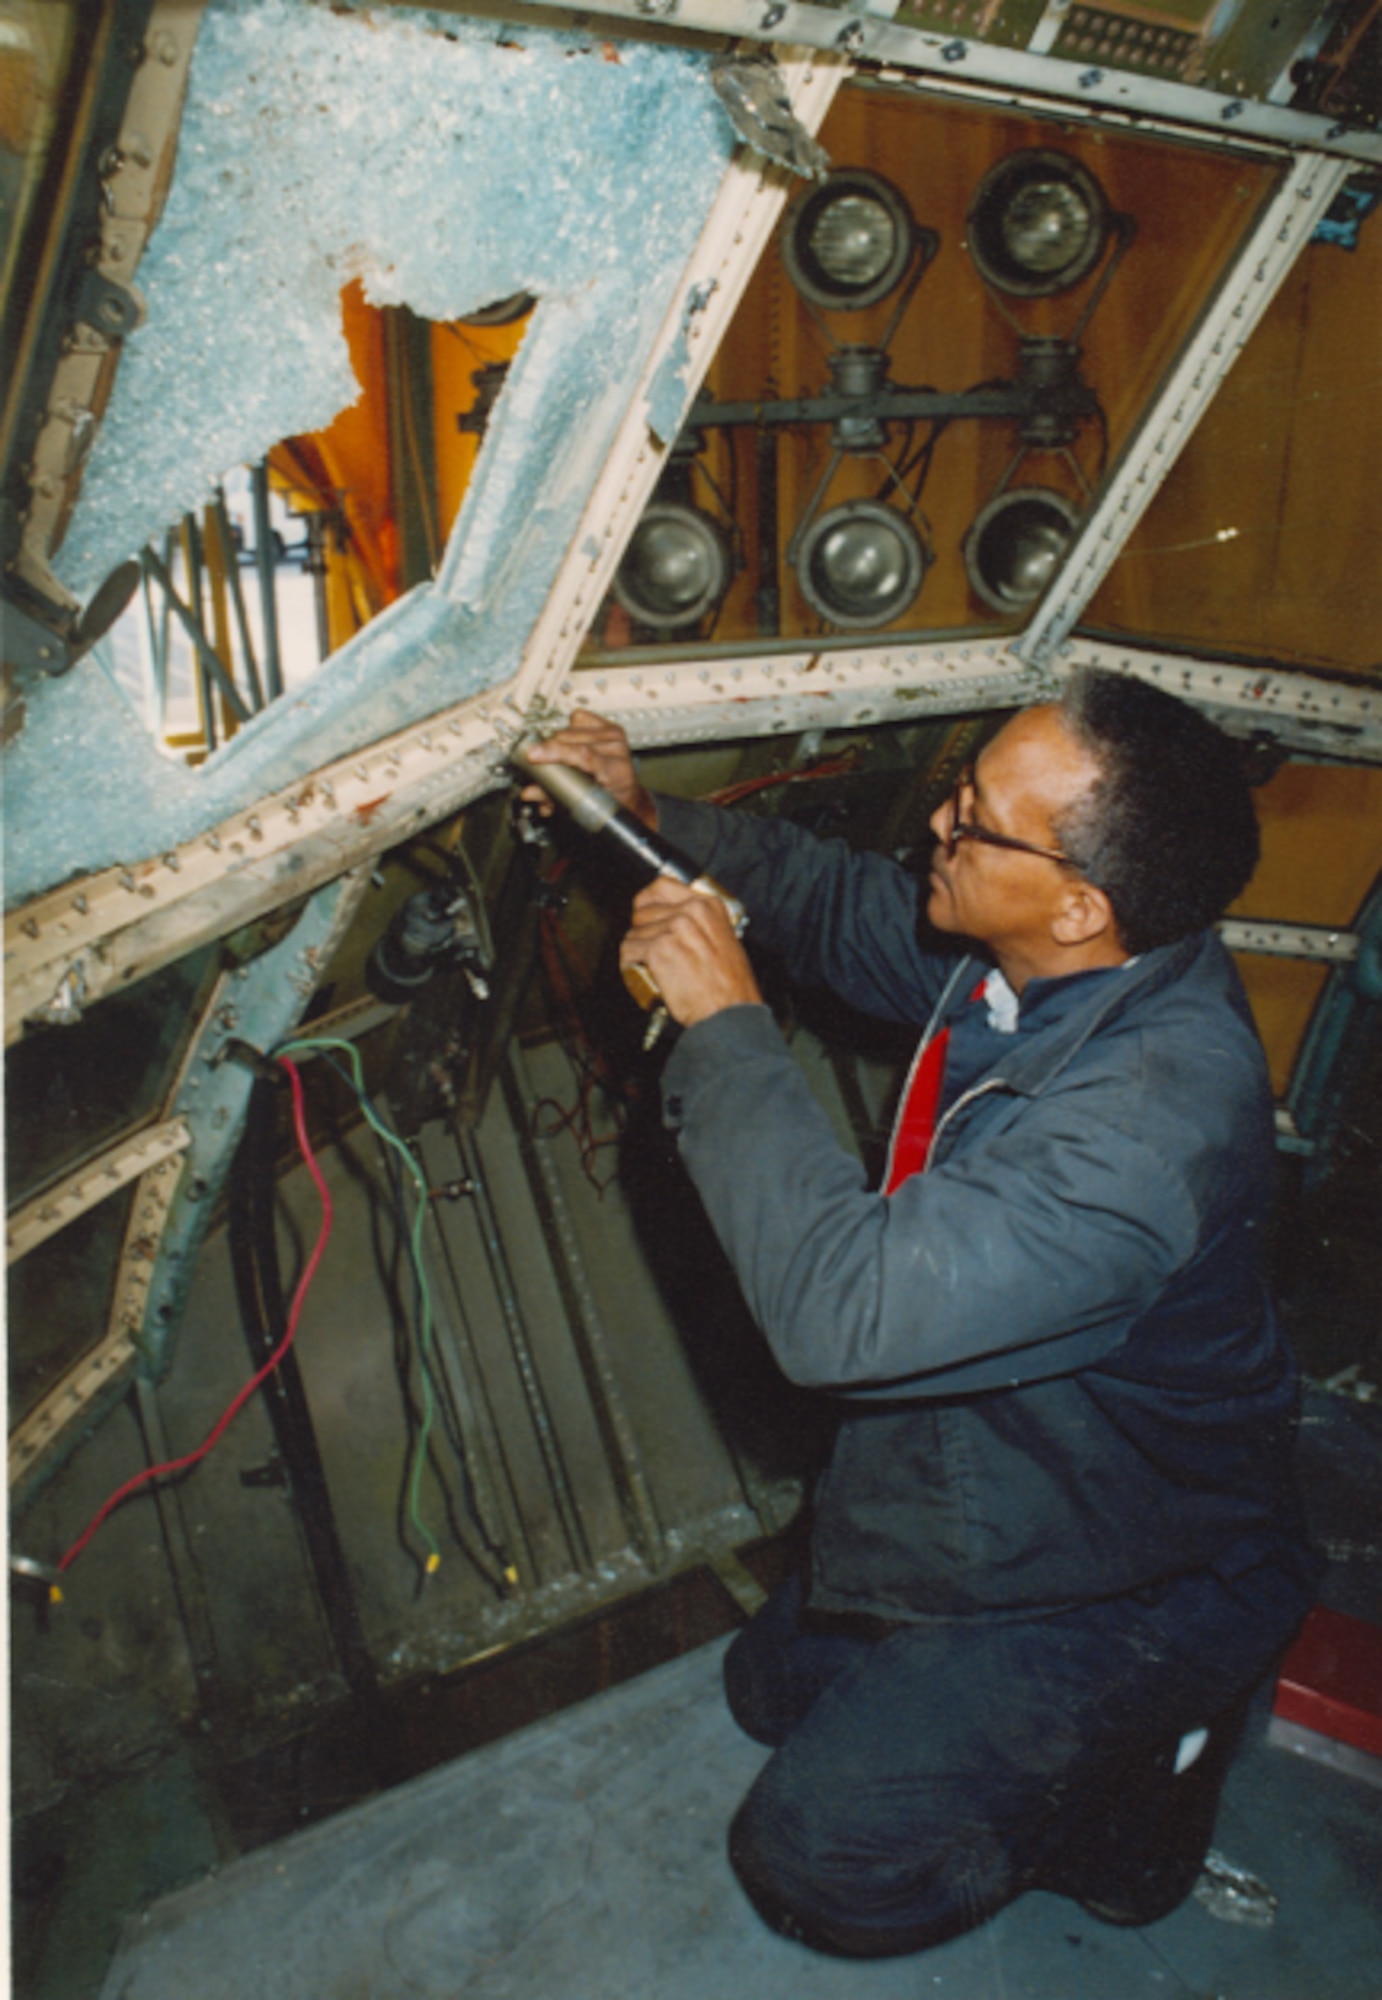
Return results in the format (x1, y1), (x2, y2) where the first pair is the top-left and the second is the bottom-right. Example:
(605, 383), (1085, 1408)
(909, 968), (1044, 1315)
(944, 766), (1071, 865)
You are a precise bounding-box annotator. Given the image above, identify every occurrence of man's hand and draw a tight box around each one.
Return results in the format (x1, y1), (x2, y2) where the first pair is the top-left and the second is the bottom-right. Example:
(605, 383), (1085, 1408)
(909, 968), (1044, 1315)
(620, 877), (762, 1029)
(520, 709), (658, 830)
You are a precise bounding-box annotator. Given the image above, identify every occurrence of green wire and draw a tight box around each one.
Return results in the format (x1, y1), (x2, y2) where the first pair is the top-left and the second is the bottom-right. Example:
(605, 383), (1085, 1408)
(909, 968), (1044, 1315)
(276, 1035), (443, 1576)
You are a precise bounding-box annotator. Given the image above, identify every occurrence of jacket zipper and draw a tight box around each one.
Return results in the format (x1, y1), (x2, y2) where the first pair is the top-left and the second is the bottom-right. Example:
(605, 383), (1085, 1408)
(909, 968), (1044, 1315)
(880, 957), (975, 1192)
(923, 1076), (1009, 1174)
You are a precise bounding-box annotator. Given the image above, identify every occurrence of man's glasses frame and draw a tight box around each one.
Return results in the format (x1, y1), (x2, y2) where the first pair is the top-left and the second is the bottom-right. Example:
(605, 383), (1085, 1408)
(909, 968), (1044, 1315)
(945, 766), (1072, 866)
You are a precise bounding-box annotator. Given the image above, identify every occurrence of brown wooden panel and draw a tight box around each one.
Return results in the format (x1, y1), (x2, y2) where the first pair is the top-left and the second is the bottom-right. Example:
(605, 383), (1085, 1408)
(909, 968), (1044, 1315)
(1091, 206), (1382, 672)
(1232, 760), (1382, 1092)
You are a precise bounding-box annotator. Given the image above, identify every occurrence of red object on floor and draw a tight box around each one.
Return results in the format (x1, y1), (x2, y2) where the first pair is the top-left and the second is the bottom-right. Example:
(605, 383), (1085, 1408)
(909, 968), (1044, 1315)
(1273, 1606), (1382, 1759)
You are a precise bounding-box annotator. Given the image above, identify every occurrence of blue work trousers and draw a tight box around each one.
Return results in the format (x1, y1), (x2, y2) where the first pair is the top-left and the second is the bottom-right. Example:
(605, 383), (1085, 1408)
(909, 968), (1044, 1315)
(725, 1562), (1310, 1957)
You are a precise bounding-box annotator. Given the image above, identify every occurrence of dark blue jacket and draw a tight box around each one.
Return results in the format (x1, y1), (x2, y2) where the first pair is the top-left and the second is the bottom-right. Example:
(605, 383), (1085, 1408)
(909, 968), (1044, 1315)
(655, 792), (1314, 1622)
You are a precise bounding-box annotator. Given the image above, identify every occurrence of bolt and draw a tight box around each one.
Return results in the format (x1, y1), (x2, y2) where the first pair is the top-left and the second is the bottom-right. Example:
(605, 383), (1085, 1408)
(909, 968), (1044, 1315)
(1079, 67), (1103, 86)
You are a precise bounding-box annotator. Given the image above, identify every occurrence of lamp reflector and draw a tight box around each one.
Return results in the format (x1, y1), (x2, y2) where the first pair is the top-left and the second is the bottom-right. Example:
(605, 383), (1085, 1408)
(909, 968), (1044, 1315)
(612, 502), (730, 630)
(963, 487), (1081, 614)
(783, 170), (915, 311)
(794, 500), (928, 630)
(967, 151), (1109, 298)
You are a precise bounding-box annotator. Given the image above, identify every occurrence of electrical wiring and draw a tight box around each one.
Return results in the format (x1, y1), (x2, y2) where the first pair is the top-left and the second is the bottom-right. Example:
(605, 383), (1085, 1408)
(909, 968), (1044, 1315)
(54, 1057), (330, 1585)
(364, 1119), (512, 1593)
(534, 895), (638, 1194)
(703, 747), (862, 809)
(276, 1033), (444, 1576)
(307, 1048), (511, 1591)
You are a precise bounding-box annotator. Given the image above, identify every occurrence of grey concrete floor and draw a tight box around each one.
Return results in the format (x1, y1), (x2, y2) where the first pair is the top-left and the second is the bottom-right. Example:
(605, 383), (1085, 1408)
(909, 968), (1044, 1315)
(96, 1633), (1382, 2000)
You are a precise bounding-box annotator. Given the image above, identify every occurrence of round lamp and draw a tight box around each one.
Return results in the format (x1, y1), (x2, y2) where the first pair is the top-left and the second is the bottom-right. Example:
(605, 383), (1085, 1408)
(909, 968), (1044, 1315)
(612, 502), (731, 631)
(967, 151), (1110, 298)
(793, 499), (928, 629)
(783, 170), (916, 312)
(963, 487), (1081, 615)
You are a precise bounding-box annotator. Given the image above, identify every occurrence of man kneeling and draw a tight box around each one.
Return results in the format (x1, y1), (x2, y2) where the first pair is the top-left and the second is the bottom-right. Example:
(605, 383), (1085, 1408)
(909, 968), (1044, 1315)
(526, 672), (1318, 1957)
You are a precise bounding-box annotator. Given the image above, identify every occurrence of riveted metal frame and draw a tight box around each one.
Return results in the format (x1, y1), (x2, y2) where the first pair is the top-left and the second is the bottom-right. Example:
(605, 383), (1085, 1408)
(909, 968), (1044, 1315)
(8, 872), (370, 1508)
(397, 0), (1382, 163)
(6, 1116), (191, 1266)
(8, 628), (1380, 1046)
(7, 0), (207, 630)
(7, 1161), (177, 1509)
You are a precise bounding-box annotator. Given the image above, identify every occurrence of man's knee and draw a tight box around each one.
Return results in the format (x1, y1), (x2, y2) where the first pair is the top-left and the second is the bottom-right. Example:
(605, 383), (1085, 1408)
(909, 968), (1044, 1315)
(728, 1758), (1015, 1958)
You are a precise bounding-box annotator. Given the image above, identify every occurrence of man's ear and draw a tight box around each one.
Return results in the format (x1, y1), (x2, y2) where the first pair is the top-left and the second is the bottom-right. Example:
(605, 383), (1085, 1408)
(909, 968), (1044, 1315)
(1051, 878), (1119, 949)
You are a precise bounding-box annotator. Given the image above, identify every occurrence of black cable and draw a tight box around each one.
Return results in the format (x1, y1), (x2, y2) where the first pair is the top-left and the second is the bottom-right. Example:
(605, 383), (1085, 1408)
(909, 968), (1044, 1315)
(226, 1075), (399, 1781)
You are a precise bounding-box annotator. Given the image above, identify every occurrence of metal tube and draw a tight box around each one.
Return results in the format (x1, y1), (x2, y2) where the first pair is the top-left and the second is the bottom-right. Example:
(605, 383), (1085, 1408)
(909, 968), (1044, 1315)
(502, 1045), (666, 1568)
(144, 542), (251, 726)
(410, 1204), (532, 1590)
(213, 485), (266, 711)
(250, 459), (284, 701)
(180, 512), (216, 749)
(453, 1123), (593, 1575)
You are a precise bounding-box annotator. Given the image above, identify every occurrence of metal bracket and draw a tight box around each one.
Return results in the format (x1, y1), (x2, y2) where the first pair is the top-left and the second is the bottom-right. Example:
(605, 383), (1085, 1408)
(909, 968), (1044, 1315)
(71, 267), (147, 343)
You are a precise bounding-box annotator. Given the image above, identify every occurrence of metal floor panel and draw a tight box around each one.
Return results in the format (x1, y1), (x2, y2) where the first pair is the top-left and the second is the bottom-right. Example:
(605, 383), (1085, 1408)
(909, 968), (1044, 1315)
(99, 1636), (1382, 2000)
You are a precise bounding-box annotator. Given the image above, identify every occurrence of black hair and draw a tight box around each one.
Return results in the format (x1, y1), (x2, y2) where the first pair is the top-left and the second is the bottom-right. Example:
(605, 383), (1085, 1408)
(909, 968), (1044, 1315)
(1053, 669), (1260, 955)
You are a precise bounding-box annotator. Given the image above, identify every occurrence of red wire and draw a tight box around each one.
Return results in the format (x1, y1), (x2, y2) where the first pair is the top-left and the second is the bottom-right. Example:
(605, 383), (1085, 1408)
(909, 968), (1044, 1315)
(56, 1057), (333, 1576)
